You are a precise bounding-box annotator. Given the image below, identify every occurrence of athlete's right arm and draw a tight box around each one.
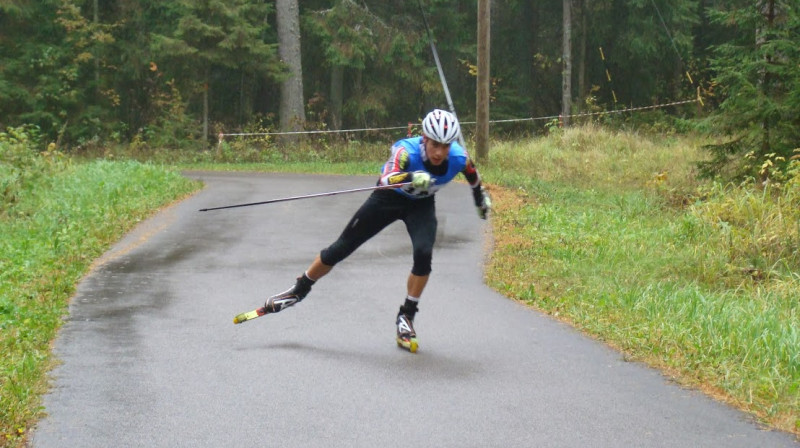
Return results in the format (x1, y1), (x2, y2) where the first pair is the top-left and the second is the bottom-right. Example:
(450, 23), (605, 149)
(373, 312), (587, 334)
(378, 145), (413, 186)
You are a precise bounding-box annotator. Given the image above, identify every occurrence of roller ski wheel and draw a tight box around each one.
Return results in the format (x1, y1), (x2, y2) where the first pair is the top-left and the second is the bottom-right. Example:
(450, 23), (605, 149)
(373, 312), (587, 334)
(233, 306), (269, 324)
(396, 313), (418, 353)
(396, 336), (419, 353)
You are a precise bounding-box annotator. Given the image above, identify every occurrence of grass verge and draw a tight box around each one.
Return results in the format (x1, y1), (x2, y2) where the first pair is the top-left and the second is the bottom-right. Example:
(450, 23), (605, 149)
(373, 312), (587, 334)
(482, 125), (800, 435)
(0, 159), (199, 446)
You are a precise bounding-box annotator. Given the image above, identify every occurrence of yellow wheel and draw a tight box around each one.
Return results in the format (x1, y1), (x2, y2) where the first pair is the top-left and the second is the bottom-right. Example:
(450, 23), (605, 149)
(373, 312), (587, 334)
(397, 337), (419, 353)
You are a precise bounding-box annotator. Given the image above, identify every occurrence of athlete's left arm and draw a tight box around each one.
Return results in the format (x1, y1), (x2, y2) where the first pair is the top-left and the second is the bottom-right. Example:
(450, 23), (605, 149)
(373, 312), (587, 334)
(462, 157), (491, 219)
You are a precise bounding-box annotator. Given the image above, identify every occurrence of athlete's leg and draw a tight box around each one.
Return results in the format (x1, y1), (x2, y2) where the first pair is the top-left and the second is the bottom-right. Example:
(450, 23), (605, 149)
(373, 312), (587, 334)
(407, 273), (429, 298)
(403, 196), (437, 296)
(305, 254), (332, 281)
(396, 196), (437, 351)
(319, 190), (402, 267)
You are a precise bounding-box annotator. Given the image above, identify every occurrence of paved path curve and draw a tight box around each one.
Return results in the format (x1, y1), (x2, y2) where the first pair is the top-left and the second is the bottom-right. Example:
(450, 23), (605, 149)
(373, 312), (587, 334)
(32, 172), (799, 447)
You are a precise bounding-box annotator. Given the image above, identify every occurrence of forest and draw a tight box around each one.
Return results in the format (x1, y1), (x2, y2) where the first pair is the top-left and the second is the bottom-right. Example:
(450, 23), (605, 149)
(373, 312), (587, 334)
(1, 0), (799, 177)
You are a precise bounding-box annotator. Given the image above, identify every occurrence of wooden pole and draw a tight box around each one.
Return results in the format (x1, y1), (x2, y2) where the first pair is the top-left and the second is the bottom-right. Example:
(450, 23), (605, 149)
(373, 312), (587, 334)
(476, 0), (491, 163)
(561, 0), (572, 127)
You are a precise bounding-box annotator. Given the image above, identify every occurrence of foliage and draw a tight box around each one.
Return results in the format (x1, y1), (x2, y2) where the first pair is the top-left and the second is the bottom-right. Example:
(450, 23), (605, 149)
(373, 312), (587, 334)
(0, 0), (117, 143)
(151, 0), (284, 79)
(0, 126), (66, 215)
(130, 78), (198, 151)
(305, 0), (383, 70)
(302, 0), (439, 127)
(691, 150), (800, 280)
(0, 0), (794, 179)
(605, 0), (699, 104)
(150, 0), (285, 143)
(701, 1), (800, 179)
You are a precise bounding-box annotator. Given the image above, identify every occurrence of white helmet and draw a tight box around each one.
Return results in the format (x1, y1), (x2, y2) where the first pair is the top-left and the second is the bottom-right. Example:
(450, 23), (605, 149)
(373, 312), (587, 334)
(421, 109), (461, 144)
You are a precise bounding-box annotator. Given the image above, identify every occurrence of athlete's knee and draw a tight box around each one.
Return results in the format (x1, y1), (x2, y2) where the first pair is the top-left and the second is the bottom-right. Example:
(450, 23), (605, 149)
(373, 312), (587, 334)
(320, 240), (352, 266)
(411, 247), (433, 276)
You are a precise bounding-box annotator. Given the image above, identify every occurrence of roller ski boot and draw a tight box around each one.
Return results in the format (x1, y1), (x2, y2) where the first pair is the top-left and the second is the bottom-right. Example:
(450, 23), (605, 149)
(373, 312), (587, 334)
(233, 274), (314, 324)
(396, 311), (419, 353)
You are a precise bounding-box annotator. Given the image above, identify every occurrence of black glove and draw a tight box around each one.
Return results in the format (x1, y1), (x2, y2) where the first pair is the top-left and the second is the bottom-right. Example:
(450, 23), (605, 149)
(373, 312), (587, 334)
(472, 185), (491, 219)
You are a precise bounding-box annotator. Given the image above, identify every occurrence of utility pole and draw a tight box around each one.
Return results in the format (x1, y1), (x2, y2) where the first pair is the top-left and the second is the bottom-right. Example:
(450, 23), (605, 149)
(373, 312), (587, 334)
(476, 0), (490, 163)
(561, 0), (572, 127)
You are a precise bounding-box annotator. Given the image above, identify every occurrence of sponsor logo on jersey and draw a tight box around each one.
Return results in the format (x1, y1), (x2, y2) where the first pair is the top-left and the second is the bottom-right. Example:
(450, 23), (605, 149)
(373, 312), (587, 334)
(398, 150), (409, 169)
(388, 173), (408, 184)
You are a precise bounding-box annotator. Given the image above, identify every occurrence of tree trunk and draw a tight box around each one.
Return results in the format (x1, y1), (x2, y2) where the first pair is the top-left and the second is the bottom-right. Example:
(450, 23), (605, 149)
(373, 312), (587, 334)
(561, 0), (572, 127)
(355, 69), (364, 127)
(674, 58), (684, 101)
(329, 65), (343, 131)
(476, 0), (490, 163)
(276, 0), (305, 143)
(239, 71), (245, 123)
(577, 0), (587, 115)
(527, 4), (542, 117)
(759, 0), (775, 157)
(203, 83), (208, 151)
(93, 0), (99, 97)
(203, 77), (209, 151)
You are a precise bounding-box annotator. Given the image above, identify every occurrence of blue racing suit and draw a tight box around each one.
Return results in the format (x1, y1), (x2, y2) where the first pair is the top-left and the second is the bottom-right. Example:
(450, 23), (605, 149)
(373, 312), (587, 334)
(319, 136), (484, 276)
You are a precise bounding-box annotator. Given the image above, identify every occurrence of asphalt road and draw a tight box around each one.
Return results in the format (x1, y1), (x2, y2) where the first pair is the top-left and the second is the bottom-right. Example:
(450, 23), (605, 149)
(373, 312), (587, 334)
(32, 172), (799, 447)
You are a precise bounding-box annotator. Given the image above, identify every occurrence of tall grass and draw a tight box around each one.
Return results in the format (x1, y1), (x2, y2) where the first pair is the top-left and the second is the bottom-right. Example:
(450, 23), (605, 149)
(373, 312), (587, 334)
(692, 180), (800, 281)
(79, 134), (392, 177)
(1, 128), (200, 445)
(482, 124), (800, 434)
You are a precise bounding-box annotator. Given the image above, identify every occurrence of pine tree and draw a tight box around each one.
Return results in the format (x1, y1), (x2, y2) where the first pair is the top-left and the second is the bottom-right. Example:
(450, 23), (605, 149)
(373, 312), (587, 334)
(151, 0), (282, 148)
(0, 0), (114, 143)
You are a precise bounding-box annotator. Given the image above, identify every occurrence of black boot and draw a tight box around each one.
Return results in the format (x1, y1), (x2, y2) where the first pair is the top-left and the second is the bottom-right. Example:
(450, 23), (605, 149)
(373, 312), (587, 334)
(264, 274), (315, 313)
(396, 301), (419, 353)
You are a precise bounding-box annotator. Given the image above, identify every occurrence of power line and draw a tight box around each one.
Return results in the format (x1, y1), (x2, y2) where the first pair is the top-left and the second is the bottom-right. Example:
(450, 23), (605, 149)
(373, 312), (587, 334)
(218, 98), (701, 139)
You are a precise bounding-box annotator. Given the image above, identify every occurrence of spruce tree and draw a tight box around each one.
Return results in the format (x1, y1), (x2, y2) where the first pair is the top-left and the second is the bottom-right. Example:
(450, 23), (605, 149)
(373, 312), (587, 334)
(702, 0), (800, 180)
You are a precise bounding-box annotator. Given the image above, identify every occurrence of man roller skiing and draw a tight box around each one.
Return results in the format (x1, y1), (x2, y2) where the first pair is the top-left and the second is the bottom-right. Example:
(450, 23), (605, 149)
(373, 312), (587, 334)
(260, 109), (491, 353)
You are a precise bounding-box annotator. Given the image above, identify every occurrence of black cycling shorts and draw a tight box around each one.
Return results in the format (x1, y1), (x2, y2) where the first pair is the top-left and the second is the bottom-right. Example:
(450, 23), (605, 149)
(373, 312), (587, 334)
(320, 189), (437, 276)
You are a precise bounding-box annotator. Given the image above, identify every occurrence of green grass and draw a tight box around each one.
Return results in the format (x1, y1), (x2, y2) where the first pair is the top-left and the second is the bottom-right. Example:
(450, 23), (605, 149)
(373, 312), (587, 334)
(1, 150), (199, 445)
(482, 124), (800, 434)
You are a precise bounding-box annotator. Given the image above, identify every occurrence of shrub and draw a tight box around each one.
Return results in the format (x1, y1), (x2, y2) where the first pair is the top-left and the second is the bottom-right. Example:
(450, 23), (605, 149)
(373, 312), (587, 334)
(0, 126), (67, 216)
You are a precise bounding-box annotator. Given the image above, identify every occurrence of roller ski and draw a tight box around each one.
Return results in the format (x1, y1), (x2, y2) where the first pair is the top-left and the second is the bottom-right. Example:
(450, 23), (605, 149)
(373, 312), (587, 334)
(395, 312), (419, 353)
(233, 275), (314, 324)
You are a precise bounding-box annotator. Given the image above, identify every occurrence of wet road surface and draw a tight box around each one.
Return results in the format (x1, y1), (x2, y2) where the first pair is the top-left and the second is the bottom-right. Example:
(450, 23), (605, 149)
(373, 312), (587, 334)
(31, 172), (799, 447)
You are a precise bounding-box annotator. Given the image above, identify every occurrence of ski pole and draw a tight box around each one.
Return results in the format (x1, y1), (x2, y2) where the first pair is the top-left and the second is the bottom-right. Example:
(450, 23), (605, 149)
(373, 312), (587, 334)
(198, 182), (411, 212)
